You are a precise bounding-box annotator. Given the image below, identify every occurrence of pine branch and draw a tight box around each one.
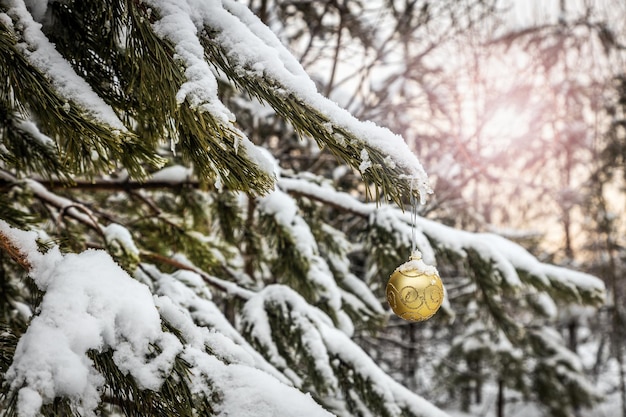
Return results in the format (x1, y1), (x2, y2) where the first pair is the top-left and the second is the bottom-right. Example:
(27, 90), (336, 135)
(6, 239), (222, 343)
(0, 171), (100, 230)
(117, 0), (275, 194)
(205, 35), (423, 207)
(0, 5), (162, 180)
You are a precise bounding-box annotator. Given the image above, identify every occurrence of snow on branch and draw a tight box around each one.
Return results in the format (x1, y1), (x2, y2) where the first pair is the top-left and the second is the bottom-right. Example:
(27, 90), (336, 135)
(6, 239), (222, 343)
(2, 0), (126, 130)
(144, 265), (287, 382)
(0, 220), (182, 417)
(241, 285), (450, 417)
(258, 189), (343, 313)
(148, 0), (231, 121)
(144, 0), (431, 205)
(143, 0), (276, 189)
(0, 221), (338, 417)
(278, 176), (606, 305)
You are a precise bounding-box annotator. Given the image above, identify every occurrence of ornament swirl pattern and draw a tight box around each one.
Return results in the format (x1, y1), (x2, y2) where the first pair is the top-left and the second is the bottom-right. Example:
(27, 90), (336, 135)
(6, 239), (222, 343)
(386, 268), (444, 322)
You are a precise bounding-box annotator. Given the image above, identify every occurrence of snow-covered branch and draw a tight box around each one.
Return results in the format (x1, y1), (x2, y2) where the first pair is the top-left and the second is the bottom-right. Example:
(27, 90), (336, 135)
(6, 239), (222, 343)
(278, 176), (606, 305)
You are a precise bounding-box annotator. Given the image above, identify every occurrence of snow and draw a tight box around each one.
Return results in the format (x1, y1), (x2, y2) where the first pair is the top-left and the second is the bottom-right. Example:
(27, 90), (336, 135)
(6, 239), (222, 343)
(148, 165), (193, 184)
(103, 223), (139, 257)
(359, 148), (372, 172)
(182, 347), (334, 417)
(542, 264), (606, 301)
(279, 176), (371, 216)
(396, 250), (439, 278)
(533, 291), (558, 319)
(15, 120), (56, 150)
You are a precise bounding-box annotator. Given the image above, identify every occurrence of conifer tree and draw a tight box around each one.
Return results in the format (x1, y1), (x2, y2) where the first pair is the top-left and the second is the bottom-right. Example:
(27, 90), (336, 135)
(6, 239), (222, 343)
(0, 1), (606, 417)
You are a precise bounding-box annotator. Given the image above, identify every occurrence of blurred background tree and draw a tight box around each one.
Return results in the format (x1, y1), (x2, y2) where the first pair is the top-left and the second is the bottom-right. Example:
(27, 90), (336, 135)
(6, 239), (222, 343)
(245, 1), (626, 416)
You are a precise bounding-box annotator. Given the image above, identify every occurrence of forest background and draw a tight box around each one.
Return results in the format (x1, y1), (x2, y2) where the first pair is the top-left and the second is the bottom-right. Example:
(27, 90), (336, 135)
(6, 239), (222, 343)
(1, 0), (626, 417)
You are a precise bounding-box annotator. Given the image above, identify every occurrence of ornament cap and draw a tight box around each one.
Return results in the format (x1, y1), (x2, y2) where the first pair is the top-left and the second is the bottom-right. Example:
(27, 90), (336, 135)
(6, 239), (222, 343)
(386, 249), (444, 322)
(409, 250), (422, 261)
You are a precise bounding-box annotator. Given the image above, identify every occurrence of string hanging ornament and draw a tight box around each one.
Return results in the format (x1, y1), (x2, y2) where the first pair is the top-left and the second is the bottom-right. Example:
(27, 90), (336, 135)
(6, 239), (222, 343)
(386, 193), (444, 321)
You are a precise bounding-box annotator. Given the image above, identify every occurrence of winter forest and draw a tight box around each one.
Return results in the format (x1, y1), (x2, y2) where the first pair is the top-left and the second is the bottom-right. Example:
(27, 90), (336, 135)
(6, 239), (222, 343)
(0, 0), (625, 416)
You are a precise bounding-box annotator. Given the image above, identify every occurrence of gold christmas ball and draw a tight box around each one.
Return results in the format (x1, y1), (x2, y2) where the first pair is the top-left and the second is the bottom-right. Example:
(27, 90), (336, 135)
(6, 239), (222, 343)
(386, 252), (444, 322)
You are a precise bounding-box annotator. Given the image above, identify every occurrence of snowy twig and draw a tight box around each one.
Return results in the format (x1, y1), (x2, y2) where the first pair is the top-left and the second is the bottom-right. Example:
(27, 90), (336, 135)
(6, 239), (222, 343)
(1, 172), (252, 300)
(0, 171), (100, 230)
(21, 178), (201, 190)
(140, 251), (254, 300)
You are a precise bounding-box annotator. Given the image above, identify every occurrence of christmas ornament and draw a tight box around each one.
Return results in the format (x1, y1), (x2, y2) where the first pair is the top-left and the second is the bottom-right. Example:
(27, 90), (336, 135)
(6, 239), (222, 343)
(385, 191), (444, 322)
(386, 250), (444, 321)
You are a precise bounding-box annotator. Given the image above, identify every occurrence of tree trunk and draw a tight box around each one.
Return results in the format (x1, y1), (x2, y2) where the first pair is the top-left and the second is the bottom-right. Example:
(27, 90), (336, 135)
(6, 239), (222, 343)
(568, 319), (578, 352)
(404, 322), (418, 390)
(614, 307), (626, 417)
(497, 377), (505, 417)
(468, 357), (482, 405)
